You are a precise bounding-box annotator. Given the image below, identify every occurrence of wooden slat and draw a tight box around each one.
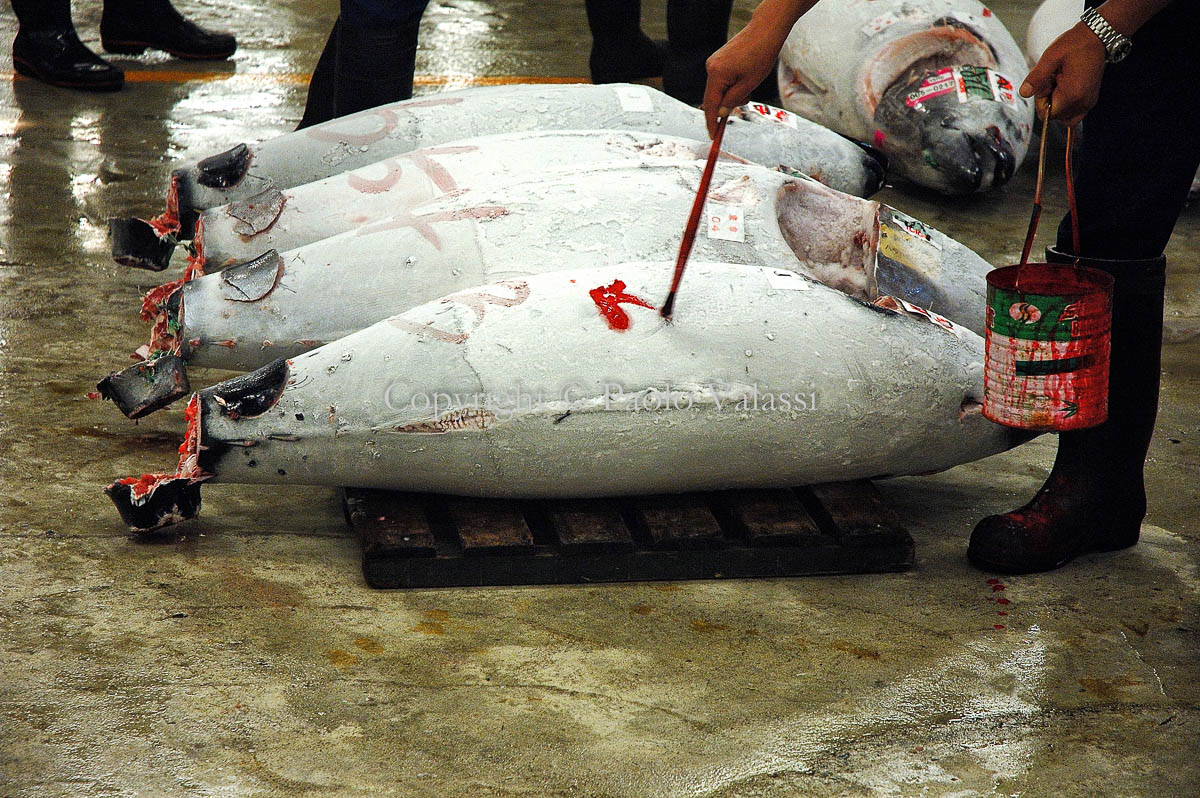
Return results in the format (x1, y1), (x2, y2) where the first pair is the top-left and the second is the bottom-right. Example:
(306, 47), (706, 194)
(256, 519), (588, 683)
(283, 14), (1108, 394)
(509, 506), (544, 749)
(343, 488), (436, 558)
(542, 499), (634, 553)
(807, 481), (907, 547)
(715, 489), (826, 547)
(442, 497), (535, 556)
(627, 495), (725, 549)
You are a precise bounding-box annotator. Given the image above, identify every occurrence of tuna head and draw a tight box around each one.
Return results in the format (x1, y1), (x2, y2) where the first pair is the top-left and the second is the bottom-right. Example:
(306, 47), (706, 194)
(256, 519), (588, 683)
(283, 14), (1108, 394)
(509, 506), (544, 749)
(862, 24), (1030, 194)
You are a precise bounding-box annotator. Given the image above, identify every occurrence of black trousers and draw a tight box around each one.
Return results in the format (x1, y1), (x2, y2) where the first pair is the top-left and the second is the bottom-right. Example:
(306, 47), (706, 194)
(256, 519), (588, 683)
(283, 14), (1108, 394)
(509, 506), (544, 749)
(1062, 0), (1200, 260)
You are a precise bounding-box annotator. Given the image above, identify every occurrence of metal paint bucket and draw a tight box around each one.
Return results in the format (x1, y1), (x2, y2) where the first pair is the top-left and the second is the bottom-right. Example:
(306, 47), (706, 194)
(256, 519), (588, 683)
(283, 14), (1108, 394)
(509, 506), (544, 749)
(983, 263), (1113, 431)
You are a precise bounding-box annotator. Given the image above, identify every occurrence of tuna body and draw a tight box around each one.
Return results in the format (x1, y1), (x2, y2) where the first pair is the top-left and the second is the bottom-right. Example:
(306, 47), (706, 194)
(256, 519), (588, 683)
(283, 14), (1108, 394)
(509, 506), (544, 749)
(169, 82), (885, 236)
(778, 0), (1033, 194)
(172, 162), (994, 372)
(192, 262), (1018, 498)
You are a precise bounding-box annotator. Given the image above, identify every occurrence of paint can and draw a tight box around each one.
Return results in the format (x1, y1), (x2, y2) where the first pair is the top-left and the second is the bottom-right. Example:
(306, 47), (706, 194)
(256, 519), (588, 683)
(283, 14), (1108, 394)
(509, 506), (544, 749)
(983, 263), (1113, 431)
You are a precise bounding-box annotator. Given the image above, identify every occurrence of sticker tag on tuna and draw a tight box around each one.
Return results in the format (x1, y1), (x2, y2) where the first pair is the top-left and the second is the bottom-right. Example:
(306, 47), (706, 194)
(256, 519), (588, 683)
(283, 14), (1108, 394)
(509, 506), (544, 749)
(877, 296), (962, 337)
(888, 211), (941, 249)
(745, 103), (799, 129)
(615, 85), (654, 113)
(955, 66), (1019, 107)
(765, 269), (811, 291)
(905, 68), (957, 108)
(707, 203), (746, 242)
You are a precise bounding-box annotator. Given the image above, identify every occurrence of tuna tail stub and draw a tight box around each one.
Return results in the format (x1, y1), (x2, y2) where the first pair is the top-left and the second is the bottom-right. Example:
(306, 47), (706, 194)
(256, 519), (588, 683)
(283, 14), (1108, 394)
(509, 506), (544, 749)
(97, 354), (191, 419)
(110, 217), (176, 271)
(105, 476), (203, 534)
(196, 142), (252, 189)
(848, 137), (889, 196)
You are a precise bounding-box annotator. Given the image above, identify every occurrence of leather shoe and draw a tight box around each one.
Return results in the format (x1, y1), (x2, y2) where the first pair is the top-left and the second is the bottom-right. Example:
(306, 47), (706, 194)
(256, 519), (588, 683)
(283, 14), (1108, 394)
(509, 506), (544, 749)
(101, 5), (237, 60)
(12, 27), (124, 91)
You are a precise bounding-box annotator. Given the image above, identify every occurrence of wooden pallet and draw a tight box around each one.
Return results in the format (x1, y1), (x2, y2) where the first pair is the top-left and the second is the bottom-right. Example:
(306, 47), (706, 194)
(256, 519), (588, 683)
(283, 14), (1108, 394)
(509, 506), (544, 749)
(344, 481), (914, 589)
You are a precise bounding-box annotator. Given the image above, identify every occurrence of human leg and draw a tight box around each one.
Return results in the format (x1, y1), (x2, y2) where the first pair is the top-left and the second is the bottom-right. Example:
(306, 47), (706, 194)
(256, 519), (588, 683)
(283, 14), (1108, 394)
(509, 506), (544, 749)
(100, 0), (236, 60)
(10, 0), (124, 90)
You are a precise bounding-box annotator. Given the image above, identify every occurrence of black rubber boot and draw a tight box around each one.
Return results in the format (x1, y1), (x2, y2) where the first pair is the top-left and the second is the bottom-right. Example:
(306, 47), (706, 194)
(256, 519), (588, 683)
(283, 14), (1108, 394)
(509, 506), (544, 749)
(332, 15), (422, 117)
(296, 19), (339, 130)
(968, 248), (1167, 574)
(10, 0), (124, 90)
(100, 0), (237, 60)
(664, 0), (733, 105)
(584, 0), (665, 84)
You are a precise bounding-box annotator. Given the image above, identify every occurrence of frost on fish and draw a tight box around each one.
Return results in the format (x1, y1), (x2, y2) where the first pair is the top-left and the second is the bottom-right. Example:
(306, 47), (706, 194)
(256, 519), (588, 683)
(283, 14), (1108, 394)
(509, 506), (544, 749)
(193, 130), (745, 268)
(151, 161), (992, 376)
(152, 83), (885, 239)
(778, 0), (1033, 194)
(107, 262), (1025, 530)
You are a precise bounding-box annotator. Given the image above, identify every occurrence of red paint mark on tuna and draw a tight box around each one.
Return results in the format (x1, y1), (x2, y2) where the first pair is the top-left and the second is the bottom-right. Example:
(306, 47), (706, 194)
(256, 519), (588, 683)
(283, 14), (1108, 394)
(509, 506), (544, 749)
(388, 317), (469, 344)
(982, 7), (992, 17)
(442, 280), (531, 320)
(305, 108), (399, 147)
(356, 205), (509, 250)
(874, 129), (886, 148)
(347, 161), (404, 194)
(589, 280), (655, 331)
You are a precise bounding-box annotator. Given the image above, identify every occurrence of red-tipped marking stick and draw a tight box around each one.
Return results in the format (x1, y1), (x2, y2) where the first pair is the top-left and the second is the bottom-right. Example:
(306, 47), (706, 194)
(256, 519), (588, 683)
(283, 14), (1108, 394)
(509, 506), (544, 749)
(661, 113), (730, 320)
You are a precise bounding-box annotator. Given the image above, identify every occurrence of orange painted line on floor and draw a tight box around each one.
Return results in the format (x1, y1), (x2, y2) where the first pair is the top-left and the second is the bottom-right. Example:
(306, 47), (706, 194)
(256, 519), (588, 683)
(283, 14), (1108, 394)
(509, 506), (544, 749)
(7, 70), (590, 86)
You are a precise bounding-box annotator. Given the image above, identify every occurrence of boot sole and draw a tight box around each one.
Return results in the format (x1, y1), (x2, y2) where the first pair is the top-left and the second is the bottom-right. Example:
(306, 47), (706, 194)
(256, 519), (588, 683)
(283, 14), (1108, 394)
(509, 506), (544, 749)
(102, 39), (236, 60)
(12, 56), (124, 91)
(967, 531), (1140, 575)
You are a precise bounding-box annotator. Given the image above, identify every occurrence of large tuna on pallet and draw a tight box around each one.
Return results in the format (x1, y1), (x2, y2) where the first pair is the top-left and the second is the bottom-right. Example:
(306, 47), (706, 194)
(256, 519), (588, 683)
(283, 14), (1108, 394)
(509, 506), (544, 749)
(193, 130), (759, 269)
(134, 160), (991, 382)
(778, 0), (1032, 194)
(106, 261), (1025, 533)
(111, 82), (887, 270)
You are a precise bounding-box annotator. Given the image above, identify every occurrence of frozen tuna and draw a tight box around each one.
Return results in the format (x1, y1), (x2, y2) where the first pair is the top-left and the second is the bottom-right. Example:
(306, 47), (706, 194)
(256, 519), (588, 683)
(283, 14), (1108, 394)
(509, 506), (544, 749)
(152, 161), (993, 377)
(105, 261), (1024, 532)
(194, 130), (755, 269)
(113, 82), (886, 270)
(778, 0), (1033, 194)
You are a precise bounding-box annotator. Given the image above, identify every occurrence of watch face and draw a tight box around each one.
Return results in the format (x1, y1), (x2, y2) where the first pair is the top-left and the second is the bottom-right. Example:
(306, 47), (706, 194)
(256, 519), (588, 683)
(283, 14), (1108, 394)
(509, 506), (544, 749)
(1111, 40), (1132, 63)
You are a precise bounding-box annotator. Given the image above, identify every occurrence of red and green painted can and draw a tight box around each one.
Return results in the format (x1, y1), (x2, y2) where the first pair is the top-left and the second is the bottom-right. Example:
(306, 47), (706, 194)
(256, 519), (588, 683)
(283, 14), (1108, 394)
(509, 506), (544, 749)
(983, 264), (1114, 431)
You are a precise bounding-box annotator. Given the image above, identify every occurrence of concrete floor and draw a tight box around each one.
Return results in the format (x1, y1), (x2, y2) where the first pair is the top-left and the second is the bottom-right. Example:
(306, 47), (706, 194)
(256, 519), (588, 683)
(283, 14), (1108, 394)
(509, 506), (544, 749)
(1, 1), (1197, 795)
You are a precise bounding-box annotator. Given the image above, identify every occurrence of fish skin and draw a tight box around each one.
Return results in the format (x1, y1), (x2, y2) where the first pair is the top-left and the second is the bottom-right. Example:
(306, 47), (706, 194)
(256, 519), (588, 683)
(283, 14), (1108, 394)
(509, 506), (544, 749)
(179, 262), (1019, 502)
(172, 161), (994, 373)
(778, 0), (1033, 194)
(168, 82), (885, 234)
(197, 130), (742, 267)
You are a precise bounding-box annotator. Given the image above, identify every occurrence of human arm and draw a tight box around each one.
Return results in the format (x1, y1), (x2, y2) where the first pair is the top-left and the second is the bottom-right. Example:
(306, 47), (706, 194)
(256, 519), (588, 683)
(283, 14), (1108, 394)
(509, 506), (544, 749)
(701, 0), (821, 138)
(1020, 0), (1176, 127)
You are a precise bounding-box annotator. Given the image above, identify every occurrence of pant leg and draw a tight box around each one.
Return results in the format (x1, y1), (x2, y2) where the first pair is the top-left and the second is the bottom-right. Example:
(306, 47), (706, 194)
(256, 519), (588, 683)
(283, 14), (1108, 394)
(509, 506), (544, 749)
(333, 1), (430, 117)
(339, 0), (428, 26)
(10, 0), (73, 29)
(1059, 1), (1200, 259)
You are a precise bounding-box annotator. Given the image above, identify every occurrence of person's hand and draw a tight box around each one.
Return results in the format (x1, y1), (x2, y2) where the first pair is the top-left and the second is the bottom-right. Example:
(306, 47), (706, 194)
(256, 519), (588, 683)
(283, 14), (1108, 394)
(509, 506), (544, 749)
(1020, 21), (1107, 127)
(701, 23), (791, 138)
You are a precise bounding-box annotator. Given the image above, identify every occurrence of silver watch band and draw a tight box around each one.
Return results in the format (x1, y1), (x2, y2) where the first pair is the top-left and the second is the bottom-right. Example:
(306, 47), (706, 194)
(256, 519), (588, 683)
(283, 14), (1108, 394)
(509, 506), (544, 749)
(1081, 6), (1132, 63)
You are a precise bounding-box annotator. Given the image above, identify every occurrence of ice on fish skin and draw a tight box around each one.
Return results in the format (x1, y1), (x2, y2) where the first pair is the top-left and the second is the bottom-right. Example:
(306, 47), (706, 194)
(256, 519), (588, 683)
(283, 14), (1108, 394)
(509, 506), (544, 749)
(107, 261), (1025, 530)
(778, 0), (1033, 194)
(196, 130), (752, 268)
(165, 82), (885, 234)
(169, 161), (993, 373)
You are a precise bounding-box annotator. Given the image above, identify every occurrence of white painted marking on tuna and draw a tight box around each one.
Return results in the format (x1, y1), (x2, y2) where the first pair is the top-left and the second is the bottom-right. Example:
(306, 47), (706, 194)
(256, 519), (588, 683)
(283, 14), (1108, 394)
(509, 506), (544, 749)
(707, 203), (746, 243)
(615, 86), (654, 113)
(764, 269), (812, 291)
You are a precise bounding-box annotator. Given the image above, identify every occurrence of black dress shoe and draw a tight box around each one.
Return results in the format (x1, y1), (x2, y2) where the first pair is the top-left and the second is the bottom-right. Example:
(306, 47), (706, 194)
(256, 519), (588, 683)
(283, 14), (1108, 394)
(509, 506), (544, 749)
(101, 3), (237, 60)
(12, 27), (125, 91)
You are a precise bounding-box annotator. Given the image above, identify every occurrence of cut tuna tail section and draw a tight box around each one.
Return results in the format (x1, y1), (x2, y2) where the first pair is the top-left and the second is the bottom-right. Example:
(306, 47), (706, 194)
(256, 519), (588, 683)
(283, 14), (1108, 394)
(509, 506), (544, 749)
(109, 217), (176, 271)
(105, 394), (210, 533)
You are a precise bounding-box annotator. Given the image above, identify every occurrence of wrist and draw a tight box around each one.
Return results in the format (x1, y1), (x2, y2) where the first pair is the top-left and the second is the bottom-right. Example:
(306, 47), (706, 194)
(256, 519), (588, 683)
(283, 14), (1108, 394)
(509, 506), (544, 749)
(1080, 6), (1133, 63)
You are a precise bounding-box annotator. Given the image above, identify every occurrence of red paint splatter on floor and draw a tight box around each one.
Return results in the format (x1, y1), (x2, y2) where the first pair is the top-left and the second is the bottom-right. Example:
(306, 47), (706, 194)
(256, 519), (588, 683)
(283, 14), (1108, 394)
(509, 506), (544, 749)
(589, 279), (655, 331)
(85, 392), (100, 400)
(984, 578), (1013, 631)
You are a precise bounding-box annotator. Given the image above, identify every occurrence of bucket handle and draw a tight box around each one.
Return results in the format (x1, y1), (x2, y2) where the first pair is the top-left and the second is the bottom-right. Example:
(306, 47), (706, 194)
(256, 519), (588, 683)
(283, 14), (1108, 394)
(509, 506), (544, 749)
(1018, 96), (1081, 270)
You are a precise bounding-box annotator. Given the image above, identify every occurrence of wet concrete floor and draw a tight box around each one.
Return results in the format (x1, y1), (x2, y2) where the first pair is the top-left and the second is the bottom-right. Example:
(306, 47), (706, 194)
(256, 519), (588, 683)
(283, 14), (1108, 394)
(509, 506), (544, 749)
(0, 1), (1197, 796)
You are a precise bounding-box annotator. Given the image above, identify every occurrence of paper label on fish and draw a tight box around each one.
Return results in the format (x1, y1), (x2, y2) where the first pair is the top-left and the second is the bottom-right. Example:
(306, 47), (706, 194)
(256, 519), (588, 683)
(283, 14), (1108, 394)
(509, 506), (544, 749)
(707, 203), (746, 242)
(876, 296), (962, 338)
(614, 85), (655, 113)
(764, 269), (812, 291)
(887, 211), (941, 249)
(907, 67), (1020, 109)
(743, 102), (800, 129)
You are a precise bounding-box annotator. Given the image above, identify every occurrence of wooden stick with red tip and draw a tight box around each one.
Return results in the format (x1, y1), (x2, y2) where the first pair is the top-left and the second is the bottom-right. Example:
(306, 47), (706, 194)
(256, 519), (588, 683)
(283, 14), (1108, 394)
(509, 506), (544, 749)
(661, 112), (730, 320)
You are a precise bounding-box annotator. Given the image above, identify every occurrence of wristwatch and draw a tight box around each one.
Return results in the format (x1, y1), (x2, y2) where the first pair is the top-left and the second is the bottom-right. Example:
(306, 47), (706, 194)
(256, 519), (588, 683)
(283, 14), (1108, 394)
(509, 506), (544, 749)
(1081, 6), (1132, 63)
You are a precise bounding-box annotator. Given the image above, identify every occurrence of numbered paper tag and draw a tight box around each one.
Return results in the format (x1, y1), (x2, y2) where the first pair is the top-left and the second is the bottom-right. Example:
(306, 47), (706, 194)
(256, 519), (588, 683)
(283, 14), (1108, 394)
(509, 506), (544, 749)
(905, 68), (957, 108)
(615, 85), (654, 113)
(897, 298), (962, 338)
(765, 268), (811, 291)
(707, 203), (746, 243)
(745, 103), (800, 129)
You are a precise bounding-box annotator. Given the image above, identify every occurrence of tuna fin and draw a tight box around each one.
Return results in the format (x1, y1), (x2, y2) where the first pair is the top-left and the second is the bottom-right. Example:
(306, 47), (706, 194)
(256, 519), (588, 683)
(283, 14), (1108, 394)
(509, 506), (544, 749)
(219, 249), (285, 302)
(109, 217), (176, 271)
(97, 355), (191, 419)
(846, 137), (889, 196)
(197, 142), (252, 189)
(105, 476), (203, 534)
(201, 357), (290, 420)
